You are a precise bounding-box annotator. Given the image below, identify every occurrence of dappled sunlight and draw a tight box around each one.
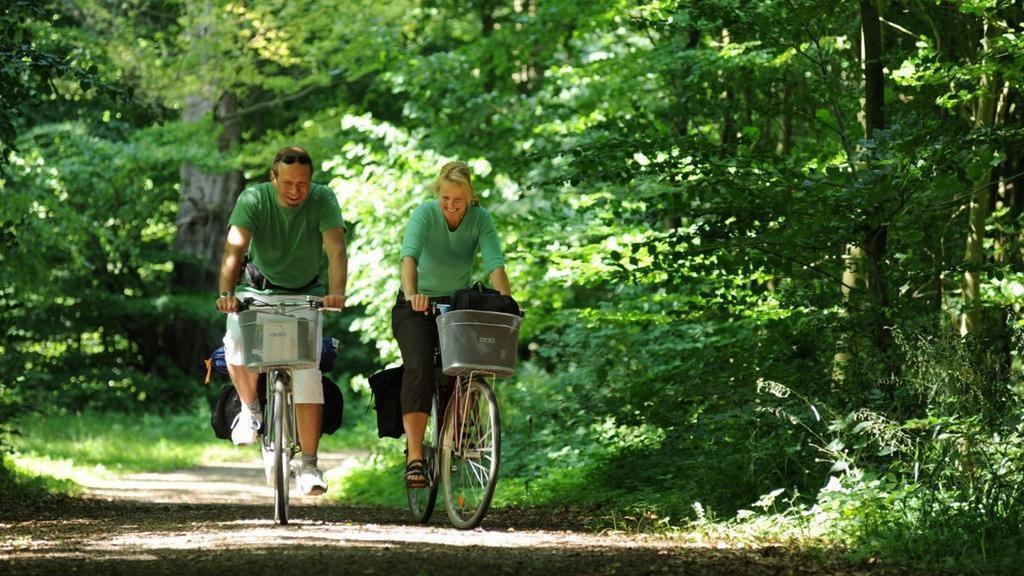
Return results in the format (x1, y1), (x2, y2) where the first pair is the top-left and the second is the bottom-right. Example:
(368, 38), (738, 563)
(6, 1), (1024, 573)
(11, 454), (112, 485)
(86, 521), (688, 552)
(1, 500), (875, 576)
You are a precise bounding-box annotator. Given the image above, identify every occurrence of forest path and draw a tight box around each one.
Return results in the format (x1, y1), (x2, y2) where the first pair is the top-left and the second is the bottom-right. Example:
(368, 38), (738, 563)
(75, 450), (364, 505)
(1, 453), (923, 575)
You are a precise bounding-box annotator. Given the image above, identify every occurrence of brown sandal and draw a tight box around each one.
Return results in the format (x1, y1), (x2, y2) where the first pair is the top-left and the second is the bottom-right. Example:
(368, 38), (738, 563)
(405, 458), (428, 488)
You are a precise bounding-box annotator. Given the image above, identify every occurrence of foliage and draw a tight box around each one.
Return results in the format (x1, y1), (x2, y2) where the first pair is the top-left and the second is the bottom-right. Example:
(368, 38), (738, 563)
(9, 404), (375, 479)
(4, 0), (1024, 572)
(0, 1), (128, 164)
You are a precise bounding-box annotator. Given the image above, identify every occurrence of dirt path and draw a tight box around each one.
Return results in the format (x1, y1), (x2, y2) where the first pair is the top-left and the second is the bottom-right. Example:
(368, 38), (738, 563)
(74, 452), (363, 505)
(0, 453), (925, 575)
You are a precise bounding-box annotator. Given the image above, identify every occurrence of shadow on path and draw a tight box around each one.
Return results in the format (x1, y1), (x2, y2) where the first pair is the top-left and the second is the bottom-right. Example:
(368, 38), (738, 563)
(0, 453), (926, 575)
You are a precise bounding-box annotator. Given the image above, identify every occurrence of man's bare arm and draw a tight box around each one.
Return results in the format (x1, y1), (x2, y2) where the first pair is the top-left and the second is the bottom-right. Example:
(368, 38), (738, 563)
(217, 225), (253, 313)
(322, 227), (347, 310)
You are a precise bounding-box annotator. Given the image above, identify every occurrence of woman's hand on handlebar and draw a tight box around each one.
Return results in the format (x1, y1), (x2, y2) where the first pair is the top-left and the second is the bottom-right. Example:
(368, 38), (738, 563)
(216, 293), (240, 314)
(408, 294), (429, 314)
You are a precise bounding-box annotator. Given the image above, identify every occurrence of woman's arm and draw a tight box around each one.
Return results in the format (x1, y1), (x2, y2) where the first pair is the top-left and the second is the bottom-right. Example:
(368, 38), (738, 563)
(488, 267), (511, 296)
(401, 256), (429, 312)
(478, 210), (509, 295)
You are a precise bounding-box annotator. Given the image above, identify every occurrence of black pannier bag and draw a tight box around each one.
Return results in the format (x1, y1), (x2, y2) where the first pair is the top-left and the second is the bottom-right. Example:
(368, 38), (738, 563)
(320, 376), (344, 435)
(207, 339), (344, 439)
(211, 379), (265, 440)
(368, 366), (404, 439)
(209, 377), (344, 439)
(450, 281), (522, 316)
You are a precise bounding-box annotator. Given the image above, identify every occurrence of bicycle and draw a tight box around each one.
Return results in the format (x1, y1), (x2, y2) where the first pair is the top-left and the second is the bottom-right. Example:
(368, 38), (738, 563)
(406, 301), (522, 529)
(236, 295), (336, 525)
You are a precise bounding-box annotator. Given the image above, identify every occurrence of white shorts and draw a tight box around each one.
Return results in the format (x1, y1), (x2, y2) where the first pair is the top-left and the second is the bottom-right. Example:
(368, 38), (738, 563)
(223, 296), (324, 405)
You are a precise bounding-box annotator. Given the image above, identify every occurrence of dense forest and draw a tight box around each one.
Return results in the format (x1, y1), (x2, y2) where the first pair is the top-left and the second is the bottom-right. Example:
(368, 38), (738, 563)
(3, 0), (1024, 571)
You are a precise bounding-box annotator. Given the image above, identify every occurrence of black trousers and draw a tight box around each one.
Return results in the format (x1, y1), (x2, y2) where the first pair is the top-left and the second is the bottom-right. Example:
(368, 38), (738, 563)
(391, 293), (450, 414)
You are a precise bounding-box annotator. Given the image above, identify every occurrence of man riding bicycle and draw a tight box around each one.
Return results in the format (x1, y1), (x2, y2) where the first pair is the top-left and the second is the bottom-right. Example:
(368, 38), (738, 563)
(215, 145), (348, 496)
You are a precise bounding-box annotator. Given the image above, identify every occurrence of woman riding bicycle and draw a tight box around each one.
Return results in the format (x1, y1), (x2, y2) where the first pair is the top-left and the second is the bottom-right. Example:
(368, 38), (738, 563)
(393, 160), (512, 489)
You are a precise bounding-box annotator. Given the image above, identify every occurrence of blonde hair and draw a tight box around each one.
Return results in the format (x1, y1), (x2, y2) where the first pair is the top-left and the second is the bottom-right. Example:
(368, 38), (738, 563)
(434, 161), (480, 206)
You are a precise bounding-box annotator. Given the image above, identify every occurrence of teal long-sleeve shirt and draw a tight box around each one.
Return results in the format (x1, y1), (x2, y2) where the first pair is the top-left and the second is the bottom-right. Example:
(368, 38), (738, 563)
(399, 200), (505, 297)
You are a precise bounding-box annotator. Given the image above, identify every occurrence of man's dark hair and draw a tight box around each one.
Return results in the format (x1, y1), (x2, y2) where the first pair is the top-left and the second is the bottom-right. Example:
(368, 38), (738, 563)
(271, 146), (314, 177)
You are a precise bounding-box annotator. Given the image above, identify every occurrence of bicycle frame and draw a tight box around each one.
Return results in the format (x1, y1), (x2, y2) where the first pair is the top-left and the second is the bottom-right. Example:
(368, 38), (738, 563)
(238, 295), (328, 525)
(448, 371), (486, 453)
(438, 369), (501, 529)
(265, 371), (298, 452)
(262, 368), (298, 524)
(403, 299), (510, 529)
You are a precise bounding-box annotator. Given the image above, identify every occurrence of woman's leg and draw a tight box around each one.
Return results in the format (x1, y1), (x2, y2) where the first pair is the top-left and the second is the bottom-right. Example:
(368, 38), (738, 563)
(403, 412), (429, 462)
(392, 301), (436, 469)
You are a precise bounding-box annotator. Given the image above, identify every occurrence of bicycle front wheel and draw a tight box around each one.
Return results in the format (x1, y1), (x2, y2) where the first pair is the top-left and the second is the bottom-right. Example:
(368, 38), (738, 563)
(407, 393), (440, 522)
(272, 377), (290, 525)
(441, 378), (500, 529)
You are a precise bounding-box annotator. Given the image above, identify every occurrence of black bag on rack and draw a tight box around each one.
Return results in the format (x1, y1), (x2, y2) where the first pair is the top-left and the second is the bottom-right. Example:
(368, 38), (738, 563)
(368, 366), (405, 439)
(209, 375), (344, 439)
(450, 281), (521, 316)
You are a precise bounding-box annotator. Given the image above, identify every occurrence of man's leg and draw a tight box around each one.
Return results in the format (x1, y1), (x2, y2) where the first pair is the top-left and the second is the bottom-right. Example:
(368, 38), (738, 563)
(224, 314), (262, 446)
(227, 364), (259, 404)
(295, 403), (322, 456)
(293, 368), (327, 496)
(226, 365), (262, 445)
(293, 297), (327, 495)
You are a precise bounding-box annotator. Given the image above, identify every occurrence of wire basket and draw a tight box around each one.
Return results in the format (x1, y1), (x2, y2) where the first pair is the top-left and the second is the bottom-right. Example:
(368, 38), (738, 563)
(238, 309), (318, 370)
(437, 310), (522, 377)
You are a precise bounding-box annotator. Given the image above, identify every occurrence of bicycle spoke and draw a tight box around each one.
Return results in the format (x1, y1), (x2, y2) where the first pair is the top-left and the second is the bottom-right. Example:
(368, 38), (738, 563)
(467, 463), (489, 489)
(408, 392), (440, 522)
(442, 379), (501, 529)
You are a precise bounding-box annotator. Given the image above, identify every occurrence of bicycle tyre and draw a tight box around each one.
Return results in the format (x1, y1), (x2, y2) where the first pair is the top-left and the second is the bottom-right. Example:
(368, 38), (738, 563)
(407, 393), (441, 522)
(441, 378), (500, 529)
(272, 377), (289, 525)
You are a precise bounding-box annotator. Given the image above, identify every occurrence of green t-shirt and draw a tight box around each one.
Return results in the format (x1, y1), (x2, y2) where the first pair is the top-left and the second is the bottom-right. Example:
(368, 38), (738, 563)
(229, 182), (345, 295)
(399, 200), (505, 297)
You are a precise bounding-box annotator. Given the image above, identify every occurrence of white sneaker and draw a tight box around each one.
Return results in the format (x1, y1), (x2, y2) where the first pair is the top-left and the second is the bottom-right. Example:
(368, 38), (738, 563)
(231, 407), (261, 446)
(296, 465), (328, 496)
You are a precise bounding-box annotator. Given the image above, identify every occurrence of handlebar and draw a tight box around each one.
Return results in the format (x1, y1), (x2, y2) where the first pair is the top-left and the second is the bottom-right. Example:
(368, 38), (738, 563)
(237, 296), (341, 312)
(403, 297), (448, 316)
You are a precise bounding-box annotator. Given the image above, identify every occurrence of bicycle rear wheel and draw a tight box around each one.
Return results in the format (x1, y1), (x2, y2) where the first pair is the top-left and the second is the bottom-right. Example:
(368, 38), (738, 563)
(272, 376), (290, 525)
(441, 378), (500, 529)
(407, 393), (440, 522)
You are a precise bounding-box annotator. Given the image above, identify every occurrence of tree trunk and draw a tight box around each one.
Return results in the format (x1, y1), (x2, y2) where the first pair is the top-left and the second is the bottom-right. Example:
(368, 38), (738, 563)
(173, 92), (242, 291)
(167, 90), (242, 373)
(835, 1), (888, 380)
(665, 27), (701, 231)
(778, 76), (794, 155)
(859, 0), (887, 333)
(166, 2), (244, 374)
(860, 1), (885, 138)
(478, 0), (497, 93)
(960, 27), (1000, 336)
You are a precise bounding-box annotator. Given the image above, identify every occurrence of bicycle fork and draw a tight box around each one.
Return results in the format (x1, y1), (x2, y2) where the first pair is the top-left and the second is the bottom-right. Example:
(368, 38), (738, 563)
(267, 372), (298, 467)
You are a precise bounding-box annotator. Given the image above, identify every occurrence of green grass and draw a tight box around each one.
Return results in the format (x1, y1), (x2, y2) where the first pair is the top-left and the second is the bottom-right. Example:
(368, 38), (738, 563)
(10, 409), (1022, 575)
(8, 401), (383, 488)
(1, 453), (82, 497)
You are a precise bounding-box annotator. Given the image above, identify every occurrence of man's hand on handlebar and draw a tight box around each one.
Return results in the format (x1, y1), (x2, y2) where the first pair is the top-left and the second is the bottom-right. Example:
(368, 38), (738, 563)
(323, 293), (346, 311)
(216, 294), (240, 314)
(408, 294), (429, 314)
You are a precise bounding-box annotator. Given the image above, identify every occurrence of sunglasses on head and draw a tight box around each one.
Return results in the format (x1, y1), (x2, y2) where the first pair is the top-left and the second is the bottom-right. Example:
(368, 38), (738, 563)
(280, 154), (311, 165)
